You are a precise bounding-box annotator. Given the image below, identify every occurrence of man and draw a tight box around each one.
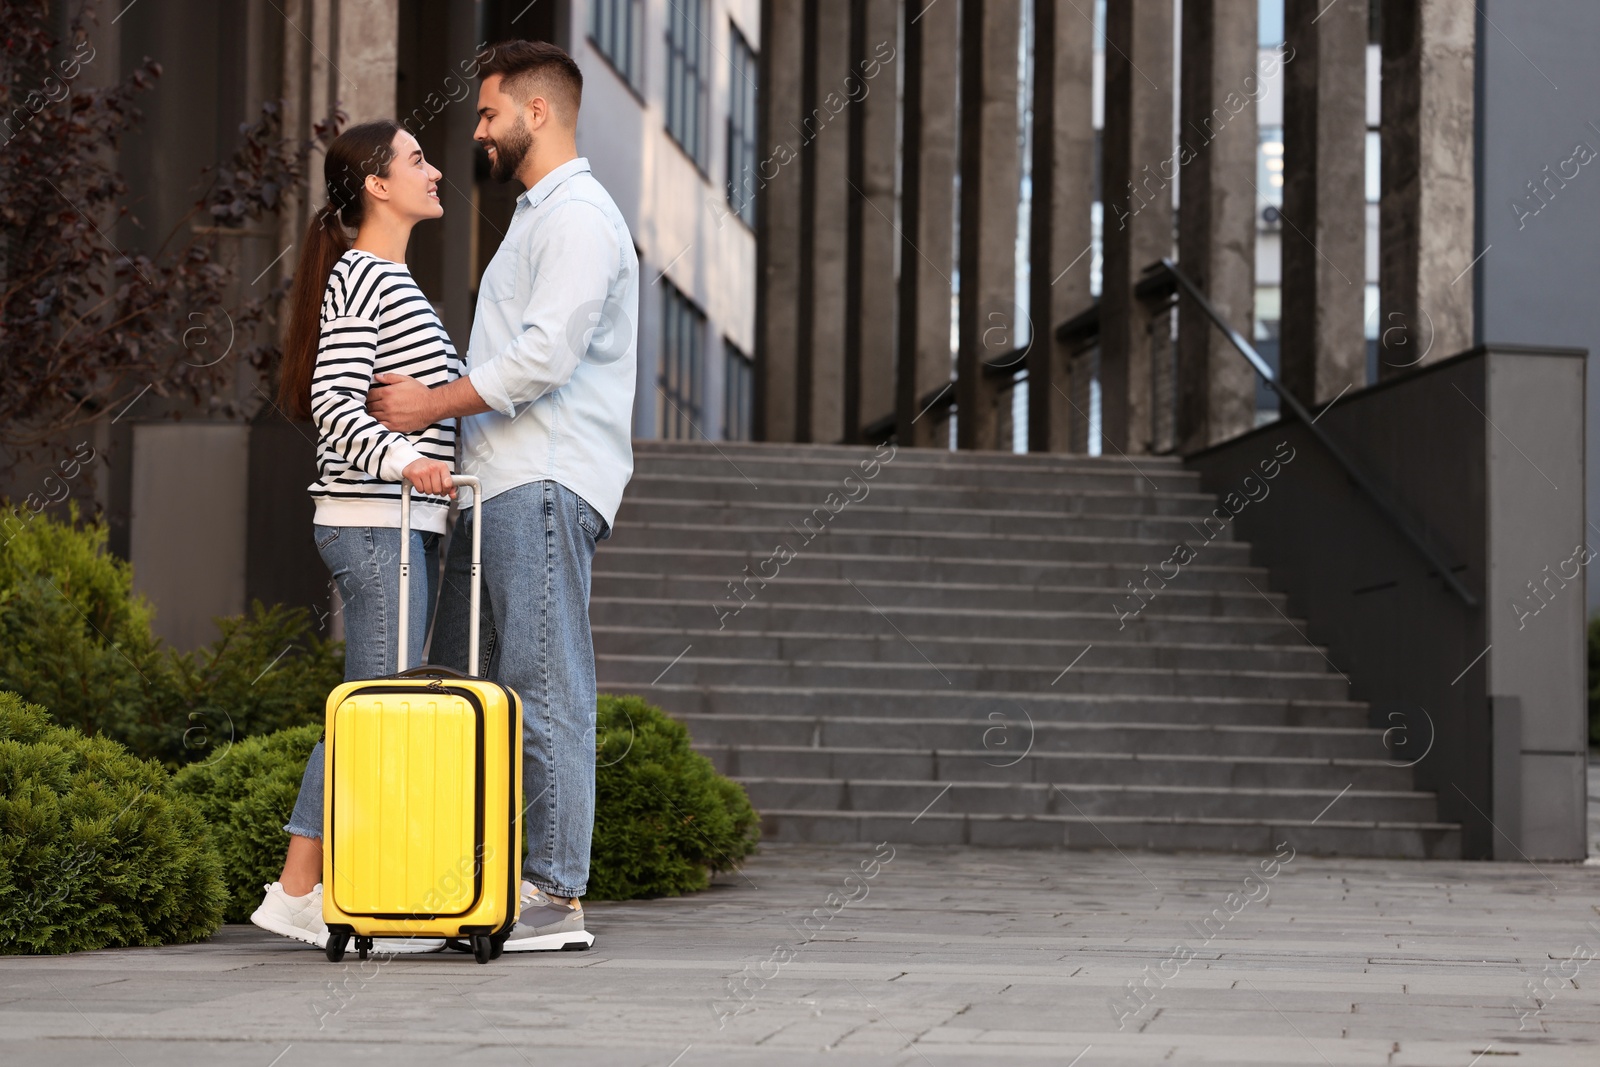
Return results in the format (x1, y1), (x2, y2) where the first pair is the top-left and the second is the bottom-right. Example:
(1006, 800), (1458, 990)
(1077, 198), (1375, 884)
(369, 39), (637, 951)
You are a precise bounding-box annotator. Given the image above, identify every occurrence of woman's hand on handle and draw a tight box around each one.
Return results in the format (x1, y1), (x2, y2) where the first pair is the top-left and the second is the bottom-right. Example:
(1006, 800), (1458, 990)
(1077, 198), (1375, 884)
(402, 458), (457, 499)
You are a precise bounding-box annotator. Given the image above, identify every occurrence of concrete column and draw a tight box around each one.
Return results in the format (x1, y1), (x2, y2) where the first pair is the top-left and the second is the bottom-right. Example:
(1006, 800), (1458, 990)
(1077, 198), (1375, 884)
(1027, 0), (1097, 453)
(395, 0), (478, 347)
(1379, 0), (1475, 376)
(798, 0), (851, 442)
(437, 0), (479, 350)
(756, 0), (804, 441)
(1100, 0), (1174, 455)
(1280, 0), (1367, 406)
(334, 0), (399, 123)
(956, 0), (1023, 451)
(894, 0), (958, 448)
(278, 0), (340, 264)
(846, 0), (900, 440)
(1175, 0), (1259, 451)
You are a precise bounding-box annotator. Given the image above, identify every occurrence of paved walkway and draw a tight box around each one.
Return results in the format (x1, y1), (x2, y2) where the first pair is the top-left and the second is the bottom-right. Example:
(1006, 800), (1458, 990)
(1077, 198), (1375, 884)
(4, 838), (1600, 1066)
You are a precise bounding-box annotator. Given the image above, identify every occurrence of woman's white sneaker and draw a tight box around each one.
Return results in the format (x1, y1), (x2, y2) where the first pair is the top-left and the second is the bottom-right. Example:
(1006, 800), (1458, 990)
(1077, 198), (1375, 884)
(250, 882), (328, 948)
(249, 882), (445, 954)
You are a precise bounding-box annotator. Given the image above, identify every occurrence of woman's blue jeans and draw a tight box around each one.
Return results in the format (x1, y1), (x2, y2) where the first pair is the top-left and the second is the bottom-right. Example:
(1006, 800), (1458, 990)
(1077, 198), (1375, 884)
(282, 524), (440, 840)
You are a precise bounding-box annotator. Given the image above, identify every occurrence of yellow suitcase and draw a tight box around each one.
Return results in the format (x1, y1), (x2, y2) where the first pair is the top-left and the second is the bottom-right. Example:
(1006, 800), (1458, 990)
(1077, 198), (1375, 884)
(321, 476), (523, 964)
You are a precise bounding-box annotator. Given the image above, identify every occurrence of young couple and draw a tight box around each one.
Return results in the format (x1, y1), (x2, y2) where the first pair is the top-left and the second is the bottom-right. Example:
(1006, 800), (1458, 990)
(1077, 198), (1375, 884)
(248, 40), (638, 955)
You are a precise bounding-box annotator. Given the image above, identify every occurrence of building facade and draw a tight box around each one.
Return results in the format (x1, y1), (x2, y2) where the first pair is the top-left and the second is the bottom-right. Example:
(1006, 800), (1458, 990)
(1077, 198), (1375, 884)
(4, 0), (758, 648)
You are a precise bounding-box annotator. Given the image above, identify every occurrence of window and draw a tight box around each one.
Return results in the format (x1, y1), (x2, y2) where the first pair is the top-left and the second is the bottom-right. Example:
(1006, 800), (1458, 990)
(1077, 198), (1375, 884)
(1258, 0), (1284, 48)
(666, 0), (708, 165)
(726, 24), (758, 226)
(590, 0), (644, 92)
(658, 282), (705, 439)
(1365, 129), (1380, 203)
(723, 340), (753, 440)
(1258, 125), (1284, 205)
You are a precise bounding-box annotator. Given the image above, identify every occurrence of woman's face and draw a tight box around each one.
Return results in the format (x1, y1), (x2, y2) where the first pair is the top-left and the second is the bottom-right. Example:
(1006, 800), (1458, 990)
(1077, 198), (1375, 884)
(372, 129), (442, 222)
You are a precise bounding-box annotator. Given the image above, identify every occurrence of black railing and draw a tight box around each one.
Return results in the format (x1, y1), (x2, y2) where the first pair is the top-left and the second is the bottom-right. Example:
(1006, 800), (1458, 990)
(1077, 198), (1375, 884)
(1151, 257), (1478, 607)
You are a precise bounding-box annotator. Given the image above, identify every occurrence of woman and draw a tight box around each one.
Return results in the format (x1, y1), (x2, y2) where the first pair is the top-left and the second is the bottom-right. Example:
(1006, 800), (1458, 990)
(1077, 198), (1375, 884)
(249, 121), (459, 952)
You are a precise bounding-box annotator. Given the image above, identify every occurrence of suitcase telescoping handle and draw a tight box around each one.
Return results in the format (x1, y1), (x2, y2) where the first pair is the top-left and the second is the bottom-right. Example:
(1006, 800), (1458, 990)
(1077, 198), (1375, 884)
(398, 475), (481, 676)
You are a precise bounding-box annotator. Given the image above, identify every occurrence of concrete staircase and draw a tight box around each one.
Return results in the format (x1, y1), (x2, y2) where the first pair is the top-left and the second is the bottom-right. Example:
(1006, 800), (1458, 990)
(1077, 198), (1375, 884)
(593, 440), (1461, 858)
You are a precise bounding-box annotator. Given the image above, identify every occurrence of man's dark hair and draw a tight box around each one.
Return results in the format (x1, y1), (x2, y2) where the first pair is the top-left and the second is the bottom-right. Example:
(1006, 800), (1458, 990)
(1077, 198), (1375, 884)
(478, 40), (583, 120)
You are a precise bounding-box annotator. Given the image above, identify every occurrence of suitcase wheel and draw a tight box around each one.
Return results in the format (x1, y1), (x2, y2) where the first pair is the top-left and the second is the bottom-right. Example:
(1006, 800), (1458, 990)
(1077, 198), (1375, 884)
(471, 933), (494, 965)
(490, 932), (508, 960)
(325, 932), (350, 963)
(356, 936), (373, 961)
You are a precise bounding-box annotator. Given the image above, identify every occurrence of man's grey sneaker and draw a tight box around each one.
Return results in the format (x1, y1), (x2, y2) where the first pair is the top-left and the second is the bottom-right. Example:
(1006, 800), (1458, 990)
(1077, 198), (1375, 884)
(449, 880), (594, 953)
(503, 882), (586, 945)
(249, 882), (446, 954)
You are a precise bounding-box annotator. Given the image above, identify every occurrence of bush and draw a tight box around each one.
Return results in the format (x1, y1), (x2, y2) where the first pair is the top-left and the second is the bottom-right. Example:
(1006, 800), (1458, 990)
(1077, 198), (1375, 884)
(140, 603), (342, 768)
(0, 503), (162, 740)
(589, 694), (759, 900)
(0, 506), (341, 767)
(169, 695), (758, 913)
(0, 691), (226, 954)
(172, 723), (321, 923)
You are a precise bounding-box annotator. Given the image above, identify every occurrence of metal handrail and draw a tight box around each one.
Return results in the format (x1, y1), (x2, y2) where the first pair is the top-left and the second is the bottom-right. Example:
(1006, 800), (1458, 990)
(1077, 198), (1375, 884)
(1153, 257), (1479, 607)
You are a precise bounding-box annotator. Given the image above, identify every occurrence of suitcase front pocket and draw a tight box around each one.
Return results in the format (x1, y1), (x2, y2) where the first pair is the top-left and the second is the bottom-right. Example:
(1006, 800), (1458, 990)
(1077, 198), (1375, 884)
(327, 686), (485, 918)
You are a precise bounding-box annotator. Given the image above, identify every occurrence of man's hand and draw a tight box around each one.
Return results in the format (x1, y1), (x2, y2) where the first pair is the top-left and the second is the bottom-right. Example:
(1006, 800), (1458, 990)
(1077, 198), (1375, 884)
(370, 372), (493, 428)
(369, 372), (438, 432)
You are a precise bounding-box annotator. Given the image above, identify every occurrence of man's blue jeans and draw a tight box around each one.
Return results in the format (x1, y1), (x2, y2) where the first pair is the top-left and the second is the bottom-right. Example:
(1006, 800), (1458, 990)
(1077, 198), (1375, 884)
(283, 525), (440, 840)
(431, 480), (607, 900)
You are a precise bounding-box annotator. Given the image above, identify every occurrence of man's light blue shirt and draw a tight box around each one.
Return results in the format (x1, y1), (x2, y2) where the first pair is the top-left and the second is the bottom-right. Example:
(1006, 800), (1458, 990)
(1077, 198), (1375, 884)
(461, 157), (638, 526)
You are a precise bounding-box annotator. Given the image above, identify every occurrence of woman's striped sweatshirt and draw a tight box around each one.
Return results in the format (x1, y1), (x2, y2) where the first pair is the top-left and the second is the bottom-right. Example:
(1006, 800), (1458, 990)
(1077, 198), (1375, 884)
(307, 248), (462, 534)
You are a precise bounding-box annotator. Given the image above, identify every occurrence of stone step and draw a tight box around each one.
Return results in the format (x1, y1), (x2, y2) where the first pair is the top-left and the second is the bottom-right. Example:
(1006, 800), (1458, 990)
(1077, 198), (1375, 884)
(626, 472), (1221, 515)
(634, 438), (1192, 472)
(598, 439), (1447, 858)
(694, 743), (1418, 790)
(752, 808), (1460, 858)
(595, 545), (1270, 590)
(593, 572), (1289, 618)
(671, 712), (1382, 759)
(593, 627), (1332, 672)
(613, 498), (1233, 542)
(599, 655), (1350, 700)
(590, 598), (1311, 644)
(634, 682), (1370, 728)
(636, 455), (1202, 493)
(603, 523), (1255, 563)
(736, 777), (1441, 823)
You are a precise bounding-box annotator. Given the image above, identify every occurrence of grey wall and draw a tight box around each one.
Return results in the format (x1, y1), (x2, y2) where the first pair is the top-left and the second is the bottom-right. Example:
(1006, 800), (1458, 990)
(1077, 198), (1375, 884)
(1484, 349), (1589, 857)
(1475, 0), (1600, 612)
(1187, 344), (1587, 860)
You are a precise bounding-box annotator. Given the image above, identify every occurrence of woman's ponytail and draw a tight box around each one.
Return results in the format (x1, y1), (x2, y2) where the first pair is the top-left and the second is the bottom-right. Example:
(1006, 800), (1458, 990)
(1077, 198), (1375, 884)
(277, 120), (402, 421)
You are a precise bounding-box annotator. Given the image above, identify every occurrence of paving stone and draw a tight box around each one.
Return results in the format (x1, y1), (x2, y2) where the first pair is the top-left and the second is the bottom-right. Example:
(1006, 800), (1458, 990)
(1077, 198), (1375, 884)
(5, 842), (1600, 1064)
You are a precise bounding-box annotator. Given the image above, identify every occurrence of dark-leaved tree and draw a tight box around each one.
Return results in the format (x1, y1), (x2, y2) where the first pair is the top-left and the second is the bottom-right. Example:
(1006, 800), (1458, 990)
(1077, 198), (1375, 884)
(0, 0), (342, 455)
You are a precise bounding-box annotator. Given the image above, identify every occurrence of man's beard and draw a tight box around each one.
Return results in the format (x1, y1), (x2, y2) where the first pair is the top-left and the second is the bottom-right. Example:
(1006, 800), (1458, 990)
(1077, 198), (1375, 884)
(487, 116), (533, 183)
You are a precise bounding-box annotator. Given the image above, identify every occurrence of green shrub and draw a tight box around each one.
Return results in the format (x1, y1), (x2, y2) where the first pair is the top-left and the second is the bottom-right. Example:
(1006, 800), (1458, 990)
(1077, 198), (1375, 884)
(139, 603), (342, 768)
(0, 691), (226, 954)
(0, 503), (162, 741)
(172, 723), (322, 923)
(0, 505), (341, 766)
(169, 695), (758, 912)
(589, 694), (759, 900)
